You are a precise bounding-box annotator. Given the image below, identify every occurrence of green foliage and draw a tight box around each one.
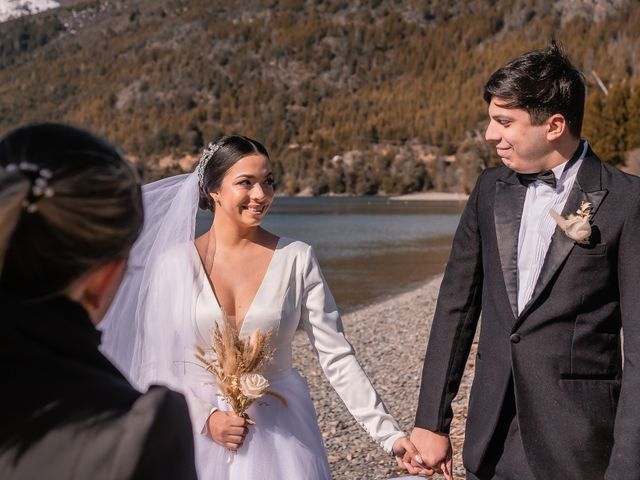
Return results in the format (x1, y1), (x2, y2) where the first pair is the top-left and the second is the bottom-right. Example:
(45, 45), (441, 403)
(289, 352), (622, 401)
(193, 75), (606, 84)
(628, 81), (640, 150)
(597, 84), (629, 165)
(585, 82), (639, 166)
(0, 0), (639, 191)
(0, 14), (64, 67)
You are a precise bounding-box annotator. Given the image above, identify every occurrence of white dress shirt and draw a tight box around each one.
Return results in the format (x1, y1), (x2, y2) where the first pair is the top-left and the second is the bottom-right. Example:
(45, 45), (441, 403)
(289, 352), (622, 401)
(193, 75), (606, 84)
(517, 141), (588, 313)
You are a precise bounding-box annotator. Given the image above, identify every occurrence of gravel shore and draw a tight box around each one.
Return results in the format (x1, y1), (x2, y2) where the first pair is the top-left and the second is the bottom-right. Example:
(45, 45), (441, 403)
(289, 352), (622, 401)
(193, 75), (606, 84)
(293, 275), (477, 480)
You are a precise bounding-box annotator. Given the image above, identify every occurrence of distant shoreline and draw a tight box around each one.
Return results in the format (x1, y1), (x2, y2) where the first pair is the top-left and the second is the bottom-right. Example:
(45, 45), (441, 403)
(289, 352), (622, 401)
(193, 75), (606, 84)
(277, 191), (470, 202)
(389, 191), (469, 202)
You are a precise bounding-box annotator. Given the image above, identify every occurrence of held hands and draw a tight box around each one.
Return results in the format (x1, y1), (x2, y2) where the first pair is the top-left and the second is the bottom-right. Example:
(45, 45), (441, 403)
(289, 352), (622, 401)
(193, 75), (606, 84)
(392, 436), (437, 476)
(408, 427), (453, 479)
(207, 410), (255, 451)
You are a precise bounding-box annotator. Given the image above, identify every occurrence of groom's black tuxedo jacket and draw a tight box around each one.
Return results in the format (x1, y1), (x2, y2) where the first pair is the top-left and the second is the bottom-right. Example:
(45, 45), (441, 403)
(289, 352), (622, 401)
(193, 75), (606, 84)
(416, 146), (640, 480)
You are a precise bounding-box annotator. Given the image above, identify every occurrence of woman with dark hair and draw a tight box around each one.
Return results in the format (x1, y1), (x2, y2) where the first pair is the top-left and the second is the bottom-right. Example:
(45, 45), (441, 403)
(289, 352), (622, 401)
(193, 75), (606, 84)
(0, 123), (197, 480)
(102, 134), (424, 479)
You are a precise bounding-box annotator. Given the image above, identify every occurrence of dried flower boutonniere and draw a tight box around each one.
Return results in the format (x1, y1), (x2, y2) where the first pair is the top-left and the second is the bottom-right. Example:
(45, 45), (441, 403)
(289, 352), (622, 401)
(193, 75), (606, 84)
(550, 201), (592, 244)
(195, 315), (287, 419)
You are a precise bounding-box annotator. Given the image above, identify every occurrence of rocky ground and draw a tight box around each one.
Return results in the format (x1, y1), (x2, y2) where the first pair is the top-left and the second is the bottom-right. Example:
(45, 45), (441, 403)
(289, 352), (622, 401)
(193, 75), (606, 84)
(293, 275), (477, 480)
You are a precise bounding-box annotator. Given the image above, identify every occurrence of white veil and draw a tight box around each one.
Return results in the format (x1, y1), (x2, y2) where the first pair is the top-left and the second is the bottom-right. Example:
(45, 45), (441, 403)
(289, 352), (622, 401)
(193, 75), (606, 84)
(100, 171), (203, 390)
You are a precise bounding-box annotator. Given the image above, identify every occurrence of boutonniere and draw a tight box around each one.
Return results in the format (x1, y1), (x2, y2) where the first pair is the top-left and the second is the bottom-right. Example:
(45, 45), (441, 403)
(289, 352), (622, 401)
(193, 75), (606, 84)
(550, 201), (592, 244)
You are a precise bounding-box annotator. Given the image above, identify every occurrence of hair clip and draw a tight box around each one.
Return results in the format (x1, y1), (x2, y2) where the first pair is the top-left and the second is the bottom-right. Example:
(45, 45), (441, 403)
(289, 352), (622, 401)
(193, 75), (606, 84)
(6, 162), (55, 213)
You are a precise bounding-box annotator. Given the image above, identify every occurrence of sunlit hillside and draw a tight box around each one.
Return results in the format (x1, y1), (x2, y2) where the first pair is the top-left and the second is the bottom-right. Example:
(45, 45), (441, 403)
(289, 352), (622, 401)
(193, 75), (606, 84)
(1, 0), (639, 193)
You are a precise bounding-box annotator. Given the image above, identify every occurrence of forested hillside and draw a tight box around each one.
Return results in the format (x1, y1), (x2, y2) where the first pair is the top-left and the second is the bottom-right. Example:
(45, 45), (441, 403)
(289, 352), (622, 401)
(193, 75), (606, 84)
(1, 0), (639, 193)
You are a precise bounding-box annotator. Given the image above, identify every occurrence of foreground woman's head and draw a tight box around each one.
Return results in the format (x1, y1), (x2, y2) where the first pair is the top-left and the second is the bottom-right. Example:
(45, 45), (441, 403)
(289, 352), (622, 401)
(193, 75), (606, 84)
(0, 123), (143, 322)
(198, 135), (274, 227)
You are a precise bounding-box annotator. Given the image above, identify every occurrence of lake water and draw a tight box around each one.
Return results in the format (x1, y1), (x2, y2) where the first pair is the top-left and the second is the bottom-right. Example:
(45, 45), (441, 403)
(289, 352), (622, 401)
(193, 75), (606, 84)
(197, 197), (464, 312)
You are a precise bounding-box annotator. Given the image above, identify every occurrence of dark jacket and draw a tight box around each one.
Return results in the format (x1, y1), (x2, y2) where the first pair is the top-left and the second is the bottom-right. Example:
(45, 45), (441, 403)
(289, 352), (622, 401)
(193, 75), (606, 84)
(0, 290), (198, 480)
(415, 148), (640, 480)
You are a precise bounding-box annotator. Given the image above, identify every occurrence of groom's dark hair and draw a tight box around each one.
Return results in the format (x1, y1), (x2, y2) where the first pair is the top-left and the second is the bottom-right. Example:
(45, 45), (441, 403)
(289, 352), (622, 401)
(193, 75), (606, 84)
(483, 41), (585, 138)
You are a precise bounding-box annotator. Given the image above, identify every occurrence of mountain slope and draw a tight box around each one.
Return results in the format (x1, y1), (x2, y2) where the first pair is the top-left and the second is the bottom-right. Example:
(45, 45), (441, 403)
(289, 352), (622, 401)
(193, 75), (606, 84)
(0, 0), (638, 192)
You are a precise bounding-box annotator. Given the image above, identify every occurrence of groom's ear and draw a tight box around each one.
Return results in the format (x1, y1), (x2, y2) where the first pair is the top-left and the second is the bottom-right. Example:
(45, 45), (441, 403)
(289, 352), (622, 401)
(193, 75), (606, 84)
(545, 113), (567, 141)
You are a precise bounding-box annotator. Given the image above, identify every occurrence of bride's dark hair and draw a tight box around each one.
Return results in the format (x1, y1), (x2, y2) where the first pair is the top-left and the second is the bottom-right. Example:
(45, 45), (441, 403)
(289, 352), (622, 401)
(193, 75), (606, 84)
(0, 123), (143, 298)
(198, 135), (270, 211)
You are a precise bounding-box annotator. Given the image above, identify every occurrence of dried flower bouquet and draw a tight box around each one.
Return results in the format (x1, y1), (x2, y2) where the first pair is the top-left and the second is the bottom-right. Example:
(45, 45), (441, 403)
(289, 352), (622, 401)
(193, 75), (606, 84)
(195, 315), (287, 419)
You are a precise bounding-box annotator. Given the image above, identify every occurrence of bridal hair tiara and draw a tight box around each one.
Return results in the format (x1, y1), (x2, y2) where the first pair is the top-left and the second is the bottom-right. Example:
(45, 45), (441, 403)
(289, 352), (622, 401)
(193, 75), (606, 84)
(198, 142), (221, 191)
(6, 162), (55, 214)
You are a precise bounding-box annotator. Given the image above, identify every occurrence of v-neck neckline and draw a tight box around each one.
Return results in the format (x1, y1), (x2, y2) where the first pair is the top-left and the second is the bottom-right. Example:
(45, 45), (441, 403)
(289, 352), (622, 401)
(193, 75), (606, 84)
(191, 237), (282, 336)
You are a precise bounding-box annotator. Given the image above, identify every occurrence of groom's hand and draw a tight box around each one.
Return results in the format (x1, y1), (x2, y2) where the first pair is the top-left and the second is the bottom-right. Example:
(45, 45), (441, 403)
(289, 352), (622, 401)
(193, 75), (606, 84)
(392, 436), (435, 476)
(410, 427), (453, 479)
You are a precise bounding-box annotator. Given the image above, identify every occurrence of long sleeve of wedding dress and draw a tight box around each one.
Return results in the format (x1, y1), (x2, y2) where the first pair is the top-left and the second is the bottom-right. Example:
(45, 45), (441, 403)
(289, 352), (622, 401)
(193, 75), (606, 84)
(299, 245), (405, 453)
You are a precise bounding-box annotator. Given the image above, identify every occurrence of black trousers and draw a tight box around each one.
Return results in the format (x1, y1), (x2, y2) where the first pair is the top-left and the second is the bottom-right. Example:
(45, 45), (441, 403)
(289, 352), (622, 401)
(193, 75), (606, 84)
(466, 379), (536, 480)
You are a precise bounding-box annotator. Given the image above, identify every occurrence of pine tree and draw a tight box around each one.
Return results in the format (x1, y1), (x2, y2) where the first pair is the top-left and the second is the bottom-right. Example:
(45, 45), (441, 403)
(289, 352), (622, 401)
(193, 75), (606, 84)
(583, 91), (604, 149)
(591, 84), (629, 165)
(627, 81), (640, 151)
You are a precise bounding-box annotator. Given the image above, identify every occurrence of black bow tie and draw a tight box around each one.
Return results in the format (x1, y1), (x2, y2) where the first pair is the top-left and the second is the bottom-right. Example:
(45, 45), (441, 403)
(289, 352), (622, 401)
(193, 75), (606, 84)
(517, 170), (557, 189)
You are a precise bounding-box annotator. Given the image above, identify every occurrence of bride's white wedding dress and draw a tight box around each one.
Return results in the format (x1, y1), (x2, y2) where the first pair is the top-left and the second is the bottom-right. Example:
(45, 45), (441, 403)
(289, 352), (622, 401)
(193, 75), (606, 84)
(100, 172), (404, 479)
(151, 238), (402, 478)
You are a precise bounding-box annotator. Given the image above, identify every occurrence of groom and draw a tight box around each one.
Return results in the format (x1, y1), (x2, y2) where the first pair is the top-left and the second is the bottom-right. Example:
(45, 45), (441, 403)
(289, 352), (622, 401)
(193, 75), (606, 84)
(409, 43), (640, 479)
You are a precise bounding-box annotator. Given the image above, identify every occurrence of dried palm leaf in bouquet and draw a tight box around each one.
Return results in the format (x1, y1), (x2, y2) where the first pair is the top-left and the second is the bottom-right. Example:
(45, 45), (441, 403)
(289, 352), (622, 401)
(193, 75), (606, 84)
(195, 314), (287, 420)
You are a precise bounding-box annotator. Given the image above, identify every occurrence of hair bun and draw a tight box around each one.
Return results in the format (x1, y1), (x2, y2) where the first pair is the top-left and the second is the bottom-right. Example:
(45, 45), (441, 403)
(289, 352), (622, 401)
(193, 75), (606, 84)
(198, 190), (215, 211)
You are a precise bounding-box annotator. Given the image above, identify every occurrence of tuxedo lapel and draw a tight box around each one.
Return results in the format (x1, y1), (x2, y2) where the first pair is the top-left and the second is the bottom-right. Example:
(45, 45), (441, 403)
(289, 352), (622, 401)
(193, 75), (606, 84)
(516, 150), (607, 325)
(494, 171), (528, 320)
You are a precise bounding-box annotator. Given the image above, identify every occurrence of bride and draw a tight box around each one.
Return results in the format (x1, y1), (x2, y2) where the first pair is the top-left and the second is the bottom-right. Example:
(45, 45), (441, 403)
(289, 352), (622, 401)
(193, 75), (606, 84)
(101, 135), (425, 479)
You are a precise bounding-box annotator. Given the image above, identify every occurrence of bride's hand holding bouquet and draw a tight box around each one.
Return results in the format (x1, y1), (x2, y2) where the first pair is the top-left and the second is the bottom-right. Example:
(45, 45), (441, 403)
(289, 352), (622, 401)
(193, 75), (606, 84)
(196, 316), (286, 452)
(206, 410), (254, 451)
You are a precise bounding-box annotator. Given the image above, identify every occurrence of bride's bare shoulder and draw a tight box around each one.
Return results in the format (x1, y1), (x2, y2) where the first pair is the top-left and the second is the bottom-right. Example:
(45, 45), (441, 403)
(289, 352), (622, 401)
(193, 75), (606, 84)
(256, 228), (280, 250)
(193, 233), (208, 258)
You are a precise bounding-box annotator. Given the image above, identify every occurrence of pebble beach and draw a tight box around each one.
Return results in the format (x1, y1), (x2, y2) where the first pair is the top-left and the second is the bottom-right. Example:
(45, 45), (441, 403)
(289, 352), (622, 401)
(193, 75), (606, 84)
(293, 275), (477, 480)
